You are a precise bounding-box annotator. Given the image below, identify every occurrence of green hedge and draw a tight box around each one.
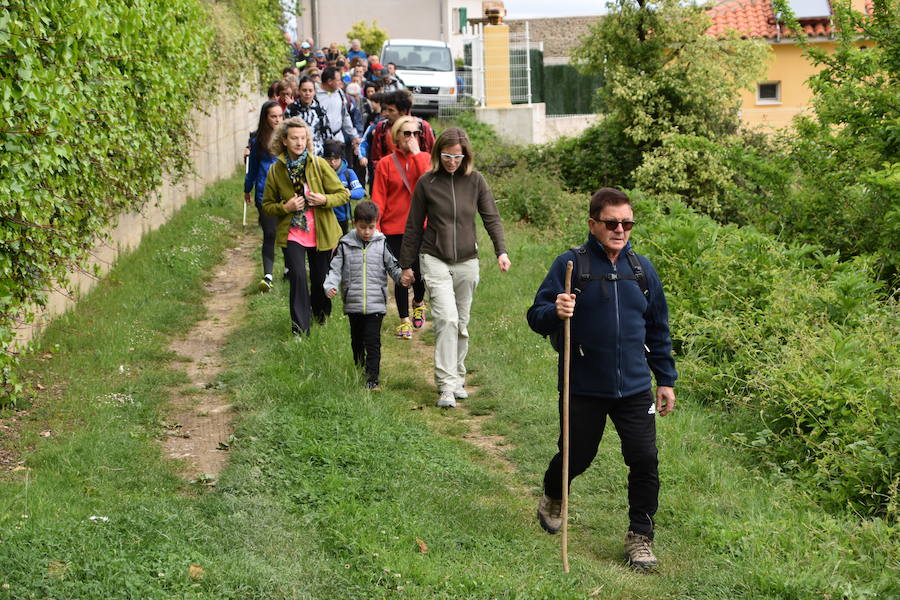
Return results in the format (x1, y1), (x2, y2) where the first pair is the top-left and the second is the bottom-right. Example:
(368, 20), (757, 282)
(0, 0), (286, 403)
(541, 64), (603, 115)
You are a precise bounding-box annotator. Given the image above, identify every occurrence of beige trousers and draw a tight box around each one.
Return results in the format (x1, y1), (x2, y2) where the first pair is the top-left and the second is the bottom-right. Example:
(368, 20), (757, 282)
(419, 254), (480, 393)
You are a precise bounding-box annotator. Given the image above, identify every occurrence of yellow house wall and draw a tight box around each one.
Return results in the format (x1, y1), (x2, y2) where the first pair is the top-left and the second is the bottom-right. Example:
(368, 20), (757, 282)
(739, 41), (838, 130)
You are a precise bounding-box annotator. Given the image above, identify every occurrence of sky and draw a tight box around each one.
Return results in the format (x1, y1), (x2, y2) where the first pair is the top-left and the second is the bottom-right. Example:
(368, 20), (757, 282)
(502, 0), (608, 19)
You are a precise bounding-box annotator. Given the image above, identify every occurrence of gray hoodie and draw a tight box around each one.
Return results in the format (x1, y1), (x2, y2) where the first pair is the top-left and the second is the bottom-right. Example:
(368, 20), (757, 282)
(324, 229), (402, 315)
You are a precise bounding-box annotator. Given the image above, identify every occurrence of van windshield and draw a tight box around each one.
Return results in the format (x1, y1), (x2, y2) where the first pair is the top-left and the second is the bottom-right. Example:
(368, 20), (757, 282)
(382, 45), (453, 72)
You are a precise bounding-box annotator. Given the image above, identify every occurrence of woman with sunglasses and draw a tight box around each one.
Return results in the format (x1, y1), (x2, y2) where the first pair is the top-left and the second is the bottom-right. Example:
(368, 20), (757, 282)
(371, 115), (431, 340)
(398, 127), (510, 407)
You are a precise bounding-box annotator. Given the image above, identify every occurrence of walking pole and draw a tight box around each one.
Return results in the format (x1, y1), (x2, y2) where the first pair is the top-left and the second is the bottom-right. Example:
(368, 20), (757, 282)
(242, 156), (248, 228)
(561, 260), (573, 573)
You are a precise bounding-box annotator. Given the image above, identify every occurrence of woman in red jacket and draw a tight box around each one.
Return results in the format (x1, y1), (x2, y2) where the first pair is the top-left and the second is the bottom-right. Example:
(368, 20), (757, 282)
(371, 115), (431, 339)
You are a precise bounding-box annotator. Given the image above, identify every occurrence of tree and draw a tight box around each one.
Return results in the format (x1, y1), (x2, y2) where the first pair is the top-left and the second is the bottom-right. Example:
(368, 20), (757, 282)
(346, 20), (387, 56)
(554, 0), (769, 189)
(773, 0), (900, 282)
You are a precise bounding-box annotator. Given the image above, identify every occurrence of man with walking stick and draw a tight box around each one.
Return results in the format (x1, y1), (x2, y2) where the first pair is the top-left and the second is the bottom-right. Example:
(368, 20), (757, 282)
(526, 187), (677, 571)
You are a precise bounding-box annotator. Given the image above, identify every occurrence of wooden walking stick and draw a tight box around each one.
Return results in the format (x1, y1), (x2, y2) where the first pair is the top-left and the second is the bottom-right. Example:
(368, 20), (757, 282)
(561, 259), (573, 573)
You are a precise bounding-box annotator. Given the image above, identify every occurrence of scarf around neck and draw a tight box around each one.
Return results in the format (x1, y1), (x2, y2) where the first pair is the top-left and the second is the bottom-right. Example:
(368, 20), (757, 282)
(285, 150), (310, 231)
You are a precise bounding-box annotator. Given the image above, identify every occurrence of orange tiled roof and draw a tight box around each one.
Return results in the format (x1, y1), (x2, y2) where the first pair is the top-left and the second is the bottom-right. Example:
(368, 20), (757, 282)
(706, 0), (836, 40)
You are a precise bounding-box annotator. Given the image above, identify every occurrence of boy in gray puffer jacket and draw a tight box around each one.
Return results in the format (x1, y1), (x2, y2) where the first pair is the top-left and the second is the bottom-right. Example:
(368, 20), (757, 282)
(325, 201), (403, 389)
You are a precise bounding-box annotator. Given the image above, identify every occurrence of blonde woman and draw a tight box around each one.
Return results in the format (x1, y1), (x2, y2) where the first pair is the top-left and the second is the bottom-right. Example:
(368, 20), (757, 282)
(399, 128), (510, 407)
(371, 115), (432, 339)
(263, 117), (349, 335)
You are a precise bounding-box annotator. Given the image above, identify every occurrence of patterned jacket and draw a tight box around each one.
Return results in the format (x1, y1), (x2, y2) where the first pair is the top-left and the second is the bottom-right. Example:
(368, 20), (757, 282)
(284, 98), (330, 156)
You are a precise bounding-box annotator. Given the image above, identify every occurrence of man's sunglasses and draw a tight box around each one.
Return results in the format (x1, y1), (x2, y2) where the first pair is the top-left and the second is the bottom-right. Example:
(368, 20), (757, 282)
(401, 130), (421, 137)
(594, 219), (636, 231)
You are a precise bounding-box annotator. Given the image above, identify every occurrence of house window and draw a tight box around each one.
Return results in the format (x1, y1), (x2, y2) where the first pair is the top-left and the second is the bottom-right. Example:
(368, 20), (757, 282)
(454, 7), (467, 33)
(757, 81), (781, 104)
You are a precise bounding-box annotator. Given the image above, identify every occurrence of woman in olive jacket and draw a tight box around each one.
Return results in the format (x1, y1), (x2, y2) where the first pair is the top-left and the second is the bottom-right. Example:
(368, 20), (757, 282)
(263, 117), (350, 335)
(399, 127), (511, 407)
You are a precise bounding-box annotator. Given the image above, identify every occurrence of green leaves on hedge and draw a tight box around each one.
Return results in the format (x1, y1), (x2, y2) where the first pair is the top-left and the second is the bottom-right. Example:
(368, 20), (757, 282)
(0, 0), (286, 404)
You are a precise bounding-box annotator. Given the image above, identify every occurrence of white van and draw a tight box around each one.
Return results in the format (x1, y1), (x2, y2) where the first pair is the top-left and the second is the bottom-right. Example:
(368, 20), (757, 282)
(380, 39), (457, 115)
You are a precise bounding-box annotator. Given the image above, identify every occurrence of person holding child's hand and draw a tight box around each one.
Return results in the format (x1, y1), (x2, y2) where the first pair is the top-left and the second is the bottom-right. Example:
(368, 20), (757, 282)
(398, 127), (510, 408)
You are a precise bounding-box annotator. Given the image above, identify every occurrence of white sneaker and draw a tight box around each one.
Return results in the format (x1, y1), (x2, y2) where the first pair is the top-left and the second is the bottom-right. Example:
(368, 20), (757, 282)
(453, 388), (468, 399)
(436, 391), (456, 408)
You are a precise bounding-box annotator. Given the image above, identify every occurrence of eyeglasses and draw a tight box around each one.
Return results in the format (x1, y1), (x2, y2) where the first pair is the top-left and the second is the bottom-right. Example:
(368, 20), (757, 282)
(595, 219), (636, 231)
(440, 153), (465, 160)
(401, 130), (421, 137)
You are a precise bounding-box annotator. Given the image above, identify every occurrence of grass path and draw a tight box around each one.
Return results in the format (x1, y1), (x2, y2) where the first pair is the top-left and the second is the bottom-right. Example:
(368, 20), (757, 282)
(0, 175), (894, 599)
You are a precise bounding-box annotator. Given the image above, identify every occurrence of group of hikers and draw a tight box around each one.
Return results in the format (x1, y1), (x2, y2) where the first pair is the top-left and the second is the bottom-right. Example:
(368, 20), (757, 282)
(243, 36), (677, 572)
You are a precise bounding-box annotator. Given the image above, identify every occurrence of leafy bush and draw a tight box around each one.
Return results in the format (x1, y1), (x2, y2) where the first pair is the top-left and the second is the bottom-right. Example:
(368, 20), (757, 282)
(633, 125), (900, 286)
(633, 132), (794, 225)
(532, 118), (644, 191)
(490, 166), (583, 233)
(213, 0), (291, 89)
(0, 0), (285, 404)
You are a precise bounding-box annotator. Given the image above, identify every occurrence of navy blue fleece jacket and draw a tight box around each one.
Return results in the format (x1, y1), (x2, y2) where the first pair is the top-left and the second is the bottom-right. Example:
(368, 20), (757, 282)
(527, 235), (677, 398)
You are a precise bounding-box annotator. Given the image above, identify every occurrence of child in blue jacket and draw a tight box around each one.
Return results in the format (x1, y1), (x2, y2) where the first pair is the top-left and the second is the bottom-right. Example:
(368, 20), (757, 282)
(323, 140), (366, 234)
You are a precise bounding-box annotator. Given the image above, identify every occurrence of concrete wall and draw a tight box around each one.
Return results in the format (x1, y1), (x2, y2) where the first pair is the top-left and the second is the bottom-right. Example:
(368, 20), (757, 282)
(296, 0), (448, 50)
(545, 113), (600, 139)
(13, 81), (265, 347)
(476, 103), (545, 145)
(475, 103), (599, 145)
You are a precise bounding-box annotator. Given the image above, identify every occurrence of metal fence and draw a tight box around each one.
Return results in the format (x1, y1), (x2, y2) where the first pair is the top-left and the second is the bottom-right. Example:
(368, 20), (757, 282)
(437, 22), (535, 119)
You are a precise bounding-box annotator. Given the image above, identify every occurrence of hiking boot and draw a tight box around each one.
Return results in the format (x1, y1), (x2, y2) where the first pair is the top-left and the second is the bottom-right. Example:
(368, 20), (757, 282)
(395, 321), (412, 340)
(436, 391), (456, 408)
(454, 387), (468, 399)
(412, 302), (427, 328)
(624, 531), (658, 571)
(258, 277), (273, 293)
(537, 494), (563, 534)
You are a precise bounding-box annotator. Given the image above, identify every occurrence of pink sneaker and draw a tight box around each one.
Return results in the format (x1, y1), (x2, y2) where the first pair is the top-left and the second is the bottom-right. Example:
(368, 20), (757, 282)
(412, 302), (427, 329)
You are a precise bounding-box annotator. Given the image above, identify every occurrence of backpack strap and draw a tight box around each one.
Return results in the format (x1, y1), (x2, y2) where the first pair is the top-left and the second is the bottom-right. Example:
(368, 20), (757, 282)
(390, 153), (413, 195)
(570, 244), (606, 295)
(624, 248), (649, 299)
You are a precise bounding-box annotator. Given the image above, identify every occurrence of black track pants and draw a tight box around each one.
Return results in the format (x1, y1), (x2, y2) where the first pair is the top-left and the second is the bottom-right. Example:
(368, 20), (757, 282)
(543, 389), (659, 538)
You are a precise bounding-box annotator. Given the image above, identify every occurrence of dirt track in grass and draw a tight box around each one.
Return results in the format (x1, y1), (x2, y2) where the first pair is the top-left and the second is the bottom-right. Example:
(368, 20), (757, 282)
(163, 232), (258, 482)
(383, 294), (519, 478)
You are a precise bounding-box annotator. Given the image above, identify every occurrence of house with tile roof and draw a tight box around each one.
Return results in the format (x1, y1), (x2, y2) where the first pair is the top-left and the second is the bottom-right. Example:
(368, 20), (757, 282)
(707, 0), (873, 129)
